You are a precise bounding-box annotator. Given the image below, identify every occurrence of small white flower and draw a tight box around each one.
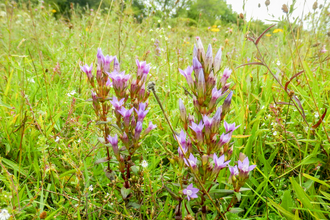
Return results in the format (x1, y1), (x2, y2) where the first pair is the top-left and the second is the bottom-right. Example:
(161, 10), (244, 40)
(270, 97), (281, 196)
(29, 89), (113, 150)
(106, 193), (110, 197)
(77, 139), (81, 143)
(141, 160), (148, 168)
(276, 60), (280, 65)
(55, 136), (60, 142)
(27, 78), (35, 83)
(168, 25), (171, 28)
(67, 90), (76, 97)
(0, 209), (11, 220)
(158, 20), (161, 23)
(149, 29), (153, 32)
(273, 131), (277, 136)
(88, 185), (93, 192)
(314, 112), (319, 118)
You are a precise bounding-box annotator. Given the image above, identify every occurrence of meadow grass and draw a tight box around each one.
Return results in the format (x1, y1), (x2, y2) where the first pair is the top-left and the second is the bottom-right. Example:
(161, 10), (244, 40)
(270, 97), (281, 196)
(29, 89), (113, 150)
(0, 1), (330, 219)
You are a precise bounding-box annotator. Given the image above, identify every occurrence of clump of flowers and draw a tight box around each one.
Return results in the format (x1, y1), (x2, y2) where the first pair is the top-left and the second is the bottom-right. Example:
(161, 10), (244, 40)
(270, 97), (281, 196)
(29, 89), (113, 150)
(173, 37), (256, 217)
(81, 49), (156, 192)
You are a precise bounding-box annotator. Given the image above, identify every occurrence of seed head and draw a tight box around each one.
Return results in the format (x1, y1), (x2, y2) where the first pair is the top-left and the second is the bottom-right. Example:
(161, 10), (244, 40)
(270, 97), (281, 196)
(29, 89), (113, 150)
(265, 0), (270, 7)
(313, 1), (318, 10)
(282, 4), (288, 13)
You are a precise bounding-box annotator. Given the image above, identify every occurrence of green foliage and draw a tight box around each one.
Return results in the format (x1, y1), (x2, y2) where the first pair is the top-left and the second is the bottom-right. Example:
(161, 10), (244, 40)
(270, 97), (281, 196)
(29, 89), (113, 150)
(0, 0), (330, 219)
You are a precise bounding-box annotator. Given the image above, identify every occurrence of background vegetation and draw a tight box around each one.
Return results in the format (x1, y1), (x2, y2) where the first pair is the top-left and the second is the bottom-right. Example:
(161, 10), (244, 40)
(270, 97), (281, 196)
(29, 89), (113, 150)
(0, 0), (330, 219)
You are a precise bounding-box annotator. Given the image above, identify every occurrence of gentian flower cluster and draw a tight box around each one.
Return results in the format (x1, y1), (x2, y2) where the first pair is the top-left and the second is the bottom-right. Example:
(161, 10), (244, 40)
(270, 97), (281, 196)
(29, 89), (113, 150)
(81, 49), (156, 189)
(176, 38), (256, 215)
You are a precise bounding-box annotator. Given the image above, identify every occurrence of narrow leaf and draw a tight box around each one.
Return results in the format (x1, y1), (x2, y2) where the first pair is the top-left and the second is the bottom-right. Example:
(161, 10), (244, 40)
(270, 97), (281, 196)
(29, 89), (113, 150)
(256, 24), (276, 45)
(236, 62), (265, 69)
(311, 109), (327, 130)
(95, 157), (110, 165)
(268, 198), (299, 220)
(284, 70), (304, 91)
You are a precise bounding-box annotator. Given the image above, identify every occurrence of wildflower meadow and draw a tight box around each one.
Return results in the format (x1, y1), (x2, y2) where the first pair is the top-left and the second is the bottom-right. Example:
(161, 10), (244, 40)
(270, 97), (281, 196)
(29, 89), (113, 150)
(0, 0), (330, 219)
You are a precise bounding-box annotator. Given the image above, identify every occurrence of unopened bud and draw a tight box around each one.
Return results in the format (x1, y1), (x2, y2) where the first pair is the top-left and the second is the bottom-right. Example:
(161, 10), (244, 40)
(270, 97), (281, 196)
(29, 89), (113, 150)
(205, 44), (213, 73)
(196, 37), (205, 61)
(213, 47), (222, 73)
(282, 4), (288, 13)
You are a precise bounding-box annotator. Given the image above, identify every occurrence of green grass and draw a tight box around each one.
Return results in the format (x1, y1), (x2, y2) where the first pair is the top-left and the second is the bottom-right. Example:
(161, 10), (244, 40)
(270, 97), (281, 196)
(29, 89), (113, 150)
(0, 1), (330, 219)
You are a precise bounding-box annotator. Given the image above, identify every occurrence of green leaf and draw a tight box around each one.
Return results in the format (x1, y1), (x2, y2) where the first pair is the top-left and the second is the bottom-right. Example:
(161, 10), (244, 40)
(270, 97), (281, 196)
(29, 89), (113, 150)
(268, 198), (299, 220)
(121, 187), (131, 199)
(94, 157), (110, 165)
(281, 190), (295, 212)
(290, 177), (326, 219)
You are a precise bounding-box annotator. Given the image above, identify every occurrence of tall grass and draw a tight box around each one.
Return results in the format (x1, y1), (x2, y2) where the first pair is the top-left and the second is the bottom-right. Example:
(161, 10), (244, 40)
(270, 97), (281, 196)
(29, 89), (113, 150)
(0, 1), (329, 219)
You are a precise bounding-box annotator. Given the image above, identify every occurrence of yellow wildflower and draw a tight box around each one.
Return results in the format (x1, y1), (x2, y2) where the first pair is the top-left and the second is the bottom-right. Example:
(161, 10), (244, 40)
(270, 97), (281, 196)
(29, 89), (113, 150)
(211, 28), (220, 32)
(52, 9), (56, 13)
(273, 29), (283, 33)
(266, 34), (271, 37)
(86, 28), (89, 32)
(212, 25), (217, 28)
(186, 41), (190, 44)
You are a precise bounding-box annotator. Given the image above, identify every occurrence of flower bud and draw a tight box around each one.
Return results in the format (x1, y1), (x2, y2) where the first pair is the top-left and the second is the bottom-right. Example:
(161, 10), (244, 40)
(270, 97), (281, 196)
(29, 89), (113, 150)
(197, 70), (205, 97)
(222, 91), (233, 119)
(113, 56), (120, 71)
(205, 44), (213, 73)
(211, 106), (222, 133)
(179, 99), (187, 123)
(213, 47), (222, 73)
(220, 68), (232, 87)
(134, 121), (143, 140)
(196, 37), (205, 61)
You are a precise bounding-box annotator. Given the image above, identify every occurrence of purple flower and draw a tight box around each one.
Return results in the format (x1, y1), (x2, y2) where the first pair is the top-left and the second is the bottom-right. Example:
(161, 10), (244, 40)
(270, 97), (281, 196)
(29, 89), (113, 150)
(183, 184), (199, 201)
(211, 107), (222, 133)
(136, 59), (148, 77)
(80, 63), (93, 80)
(108, 71), (131, 92)
(220, 68), (232, 87)
(205, 44), (213, 72)
(135, 102), (149, 122)
(224, 121), (240, 134)
(179, 99), (187, 123)
(97, 48), (104, 66)
(118, 107), (134, 127)
(91, 90), (97, 101)
(134, 121), (143, 140)
(113, 56), (120, 71)
(104, 55), (114, 72)
(197, 70), (205, 96)
(196, 37), (205, 61)
(177, 129), (187, 148)
(213, 47), (222, 73)
(107, 134), (119, 156)
(110, 97), (125, 111)
(192, 57), (203, 74)
(209, 87), (222, 108)
(179, 66), (194, 87)
(218, 133), (231, 146)
(202, 115), (213, 136)
(213, 154), (230, 170)
(138, 83), (146, 99)
(222, 91), (233, 117)
(143, 121), (157, 136)
(229, 165), (239, 179)
(238, 157), (256, 174)
(247, 57), (251, 62)
(184, 153), (198, 168)
(190, 120), (204, 143)
(178, 145), (188, 158)
(122, 132), (129, 145)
